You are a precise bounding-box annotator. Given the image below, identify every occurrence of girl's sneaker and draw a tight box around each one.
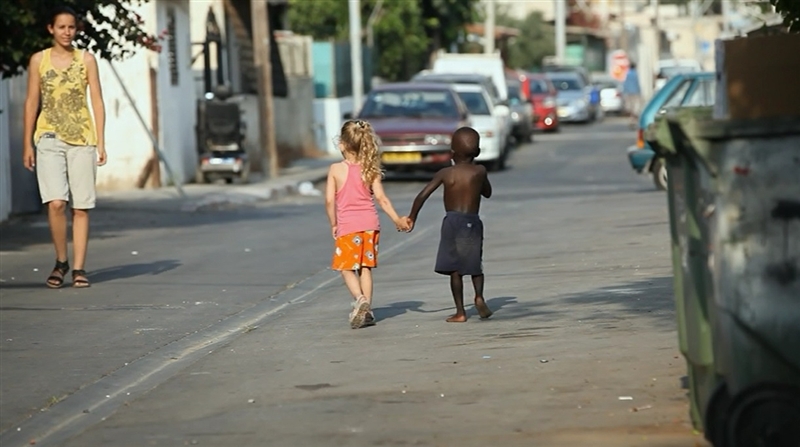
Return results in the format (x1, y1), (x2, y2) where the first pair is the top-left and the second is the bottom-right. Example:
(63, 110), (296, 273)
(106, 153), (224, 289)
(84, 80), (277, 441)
(349, 296), (370, 329)
(364, 310), (376, 326)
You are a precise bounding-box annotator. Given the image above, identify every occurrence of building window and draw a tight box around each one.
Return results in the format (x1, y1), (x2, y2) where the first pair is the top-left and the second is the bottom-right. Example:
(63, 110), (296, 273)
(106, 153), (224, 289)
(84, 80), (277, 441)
(167, 7), (179, 86)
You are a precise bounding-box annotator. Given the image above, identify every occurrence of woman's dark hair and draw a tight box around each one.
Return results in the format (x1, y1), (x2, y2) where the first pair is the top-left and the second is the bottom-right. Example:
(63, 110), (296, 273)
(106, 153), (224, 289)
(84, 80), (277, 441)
(49, 5), (79, 26)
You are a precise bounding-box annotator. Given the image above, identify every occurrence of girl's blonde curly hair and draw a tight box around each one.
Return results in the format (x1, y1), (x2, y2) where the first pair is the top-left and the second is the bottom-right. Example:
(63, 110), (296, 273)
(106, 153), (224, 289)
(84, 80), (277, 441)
(340, 119), (383, 186)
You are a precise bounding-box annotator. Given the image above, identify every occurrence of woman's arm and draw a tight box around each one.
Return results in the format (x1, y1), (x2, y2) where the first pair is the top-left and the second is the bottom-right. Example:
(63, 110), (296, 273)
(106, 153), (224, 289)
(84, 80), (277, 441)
(22, 53), (42, 171)
(85, 52), (106, 165)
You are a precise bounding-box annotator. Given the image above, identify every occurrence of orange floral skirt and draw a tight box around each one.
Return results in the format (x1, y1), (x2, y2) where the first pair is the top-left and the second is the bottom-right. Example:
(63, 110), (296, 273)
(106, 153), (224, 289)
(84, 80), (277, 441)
(332, 230), (380, 271)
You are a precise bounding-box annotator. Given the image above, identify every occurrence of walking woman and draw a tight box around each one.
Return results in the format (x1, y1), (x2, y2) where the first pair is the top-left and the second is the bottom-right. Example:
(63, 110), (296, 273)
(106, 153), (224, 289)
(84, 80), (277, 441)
(22, 6), (107, 288)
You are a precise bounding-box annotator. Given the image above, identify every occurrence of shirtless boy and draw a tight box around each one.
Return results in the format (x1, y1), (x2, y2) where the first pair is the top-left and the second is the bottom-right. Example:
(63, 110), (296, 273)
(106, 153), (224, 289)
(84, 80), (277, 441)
(407, 127), (493, 322)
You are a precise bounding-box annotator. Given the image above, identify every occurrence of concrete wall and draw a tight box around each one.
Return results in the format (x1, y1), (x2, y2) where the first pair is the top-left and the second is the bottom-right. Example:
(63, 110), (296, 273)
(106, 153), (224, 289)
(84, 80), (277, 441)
(4, 73), (41, 215)
(274, 76), (317, 161)
(313, 96), (354, 156)
(0, 79), (12, 222)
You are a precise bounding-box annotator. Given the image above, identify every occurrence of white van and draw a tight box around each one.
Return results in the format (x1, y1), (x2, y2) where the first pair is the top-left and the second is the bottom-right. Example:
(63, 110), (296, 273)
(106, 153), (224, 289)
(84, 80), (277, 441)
(431, 52), (509, 102)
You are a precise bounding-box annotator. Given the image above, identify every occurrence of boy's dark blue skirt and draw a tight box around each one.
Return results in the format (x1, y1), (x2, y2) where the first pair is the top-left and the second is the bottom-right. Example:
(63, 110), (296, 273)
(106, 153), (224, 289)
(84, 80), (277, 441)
(435, 211), (484, 276)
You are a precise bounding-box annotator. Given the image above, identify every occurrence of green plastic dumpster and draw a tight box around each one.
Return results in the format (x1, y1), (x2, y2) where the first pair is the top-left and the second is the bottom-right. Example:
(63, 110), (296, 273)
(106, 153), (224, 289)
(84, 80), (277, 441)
(649, 107), (722, 441)
(692, 117), (800, 447)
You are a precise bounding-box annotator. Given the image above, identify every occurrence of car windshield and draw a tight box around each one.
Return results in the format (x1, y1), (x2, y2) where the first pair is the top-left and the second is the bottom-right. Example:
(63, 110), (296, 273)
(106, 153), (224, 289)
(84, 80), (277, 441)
(529, 80), (549, 94)
(551, 77), (583, 91)
(457, 91), (491, 115)
(360, 90), (460, 119)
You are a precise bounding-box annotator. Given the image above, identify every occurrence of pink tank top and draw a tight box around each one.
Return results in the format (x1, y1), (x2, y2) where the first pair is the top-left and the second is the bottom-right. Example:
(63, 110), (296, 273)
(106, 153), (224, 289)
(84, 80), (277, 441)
(335, 163), (381, 238)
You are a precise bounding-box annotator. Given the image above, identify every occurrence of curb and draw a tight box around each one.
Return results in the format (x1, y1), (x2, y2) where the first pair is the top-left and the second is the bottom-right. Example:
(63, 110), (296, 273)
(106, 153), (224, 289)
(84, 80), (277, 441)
(180, 166), (329, 212)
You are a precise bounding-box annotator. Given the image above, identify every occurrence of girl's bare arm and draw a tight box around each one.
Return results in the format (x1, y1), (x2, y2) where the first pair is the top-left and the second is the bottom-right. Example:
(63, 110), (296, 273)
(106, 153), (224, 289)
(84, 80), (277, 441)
(325, 165), (338, 237)
(372, 177), (406, 228)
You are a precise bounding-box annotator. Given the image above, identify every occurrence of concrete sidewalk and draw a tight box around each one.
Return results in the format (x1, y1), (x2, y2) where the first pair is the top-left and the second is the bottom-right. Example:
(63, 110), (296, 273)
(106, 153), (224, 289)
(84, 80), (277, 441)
(96, 156), (335, 213)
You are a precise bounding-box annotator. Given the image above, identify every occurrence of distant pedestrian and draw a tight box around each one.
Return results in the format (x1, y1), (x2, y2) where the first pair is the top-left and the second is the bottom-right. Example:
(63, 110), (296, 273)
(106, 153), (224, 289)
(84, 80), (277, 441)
(623, 62), (642, 127)
(22, 5), (107, 289)
(326, 119), (410, 329)
(405, 127), (493, 323)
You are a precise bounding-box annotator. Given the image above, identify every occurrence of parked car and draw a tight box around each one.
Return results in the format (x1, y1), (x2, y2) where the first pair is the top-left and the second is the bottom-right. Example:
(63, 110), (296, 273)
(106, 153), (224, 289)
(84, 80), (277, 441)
(505, 77), (534, 143)
(526, 74), (559, 132)
(354, 83), (469, 172)
(411, 72), (512, 145)
(546, 72), (592, 123)
(591, 74), (625, 115)
(654, 58), (702, 92)
(626, 72), (716, 190)
(451, 83), (510, 171)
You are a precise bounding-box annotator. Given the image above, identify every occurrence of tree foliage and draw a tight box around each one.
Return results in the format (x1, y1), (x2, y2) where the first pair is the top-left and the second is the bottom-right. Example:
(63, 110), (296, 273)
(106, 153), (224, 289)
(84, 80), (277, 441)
(497, 10), (555, 71)
(771, 0), (800, 31)
(286, 0), (479, 82)
(0, 0), (161, 78)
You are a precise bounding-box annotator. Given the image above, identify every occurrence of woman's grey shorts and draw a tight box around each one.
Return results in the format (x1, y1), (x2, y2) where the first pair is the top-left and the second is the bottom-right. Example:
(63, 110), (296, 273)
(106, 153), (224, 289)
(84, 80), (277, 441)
(36, 133), (97, 209)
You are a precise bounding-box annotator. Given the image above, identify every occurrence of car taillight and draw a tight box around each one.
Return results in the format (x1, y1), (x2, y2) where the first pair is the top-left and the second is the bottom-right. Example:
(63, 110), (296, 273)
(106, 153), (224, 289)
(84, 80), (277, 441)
(636, 129), (644, 149)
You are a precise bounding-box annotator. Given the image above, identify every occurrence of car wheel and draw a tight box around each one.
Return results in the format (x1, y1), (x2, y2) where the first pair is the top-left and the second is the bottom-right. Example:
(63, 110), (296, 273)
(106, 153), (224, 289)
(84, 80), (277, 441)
(652, 158), (668, 191)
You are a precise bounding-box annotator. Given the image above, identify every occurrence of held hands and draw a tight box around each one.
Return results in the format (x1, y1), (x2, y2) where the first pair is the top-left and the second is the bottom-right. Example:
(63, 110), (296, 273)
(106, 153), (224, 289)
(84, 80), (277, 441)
(395, 216), (414, 233)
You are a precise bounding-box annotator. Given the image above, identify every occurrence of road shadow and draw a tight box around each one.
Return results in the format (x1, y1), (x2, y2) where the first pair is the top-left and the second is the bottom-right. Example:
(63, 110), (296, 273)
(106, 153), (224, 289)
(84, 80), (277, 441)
(481, 296), (560, 321)
(0, 205), (307, 253)
(560, 276), (677, 330)
(87, 260), (182, 283)
(371, 300), (450, 322)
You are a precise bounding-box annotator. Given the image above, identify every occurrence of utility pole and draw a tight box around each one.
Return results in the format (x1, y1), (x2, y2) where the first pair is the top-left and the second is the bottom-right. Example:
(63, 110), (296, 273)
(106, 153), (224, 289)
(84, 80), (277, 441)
(251, 0), (279, 179)
(619, 0), (628, 54)
(349, 0), (364, 115)
(721, 0), (731, 35)
(652, 0), (660, 59)
(555, 0), (566, 63)
(485, 0), (495, 54)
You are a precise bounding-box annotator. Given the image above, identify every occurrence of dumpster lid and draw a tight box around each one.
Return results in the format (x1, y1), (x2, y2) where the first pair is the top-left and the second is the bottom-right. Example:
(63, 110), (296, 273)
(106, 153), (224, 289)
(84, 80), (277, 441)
(696, 116), (800, 140)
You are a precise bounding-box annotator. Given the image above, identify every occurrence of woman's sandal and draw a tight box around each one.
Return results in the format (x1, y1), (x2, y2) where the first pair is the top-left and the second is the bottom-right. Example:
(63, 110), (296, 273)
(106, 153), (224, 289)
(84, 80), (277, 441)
(72, 269), (91, 288)
(46, 260), (70, 289)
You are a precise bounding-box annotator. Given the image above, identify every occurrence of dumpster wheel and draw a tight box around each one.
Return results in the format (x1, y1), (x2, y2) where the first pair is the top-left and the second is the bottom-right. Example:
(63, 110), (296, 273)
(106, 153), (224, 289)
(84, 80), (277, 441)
(727, 384), (800, 447)
(704, 382), (731, 447)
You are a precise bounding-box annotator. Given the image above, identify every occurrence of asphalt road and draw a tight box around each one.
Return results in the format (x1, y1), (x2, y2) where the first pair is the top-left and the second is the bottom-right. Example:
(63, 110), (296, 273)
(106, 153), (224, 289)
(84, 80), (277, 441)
(0, 117), (709, 447)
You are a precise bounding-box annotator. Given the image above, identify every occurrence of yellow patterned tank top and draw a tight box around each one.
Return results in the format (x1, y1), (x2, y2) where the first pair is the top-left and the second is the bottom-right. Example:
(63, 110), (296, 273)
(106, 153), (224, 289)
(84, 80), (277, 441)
(34, 48), (97, 146)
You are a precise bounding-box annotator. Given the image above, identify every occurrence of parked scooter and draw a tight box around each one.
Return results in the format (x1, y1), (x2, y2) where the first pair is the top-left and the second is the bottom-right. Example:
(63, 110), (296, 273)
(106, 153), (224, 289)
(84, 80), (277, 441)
(195, 85), (250, 184)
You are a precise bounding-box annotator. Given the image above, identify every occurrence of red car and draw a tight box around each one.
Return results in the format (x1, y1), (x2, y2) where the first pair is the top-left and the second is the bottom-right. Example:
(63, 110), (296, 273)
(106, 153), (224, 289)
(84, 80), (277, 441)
(526, 74), (560, 132)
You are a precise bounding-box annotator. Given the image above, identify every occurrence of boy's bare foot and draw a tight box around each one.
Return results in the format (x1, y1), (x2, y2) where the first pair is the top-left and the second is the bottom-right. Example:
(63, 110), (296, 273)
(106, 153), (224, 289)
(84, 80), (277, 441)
(475, 296), (493, 319)
(446, 313), (468, 323)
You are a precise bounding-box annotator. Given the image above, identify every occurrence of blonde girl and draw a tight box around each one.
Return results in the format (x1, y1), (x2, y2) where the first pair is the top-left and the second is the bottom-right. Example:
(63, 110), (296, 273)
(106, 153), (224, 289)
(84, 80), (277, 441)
(325, 120), (409, 329)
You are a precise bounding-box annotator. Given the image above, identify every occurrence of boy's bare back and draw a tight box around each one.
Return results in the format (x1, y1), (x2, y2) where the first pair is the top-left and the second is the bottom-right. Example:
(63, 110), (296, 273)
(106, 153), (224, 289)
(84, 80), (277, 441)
(440, 163), (491, 214)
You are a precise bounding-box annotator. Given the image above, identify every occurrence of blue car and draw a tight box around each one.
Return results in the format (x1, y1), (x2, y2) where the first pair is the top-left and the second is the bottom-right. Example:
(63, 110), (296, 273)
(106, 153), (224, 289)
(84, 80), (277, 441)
(626, 72), (716, 190)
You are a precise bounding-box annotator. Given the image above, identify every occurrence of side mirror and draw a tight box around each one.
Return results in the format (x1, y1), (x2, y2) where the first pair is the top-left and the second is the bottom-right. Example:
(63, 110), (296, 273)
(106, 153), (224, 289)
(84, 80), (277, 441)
(494, 104), (510, 116)
(343, 112), (353, 120)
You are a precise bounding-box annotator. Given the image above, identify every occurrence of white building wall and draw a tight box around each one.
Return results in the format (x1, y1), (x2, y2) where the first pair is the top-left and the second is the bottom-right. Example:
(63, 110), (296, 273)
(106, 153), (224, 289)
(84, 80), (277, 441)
(95, 0), (196, 190)
(154, 0), (198, 185)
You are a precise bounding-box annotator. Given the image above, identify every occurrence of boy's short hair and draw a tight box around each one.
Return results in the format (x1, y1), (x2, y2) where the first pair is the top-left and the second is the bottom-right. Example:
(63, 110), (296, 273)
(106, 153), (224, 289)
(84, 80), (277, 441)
(451, 127), (480, 158)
